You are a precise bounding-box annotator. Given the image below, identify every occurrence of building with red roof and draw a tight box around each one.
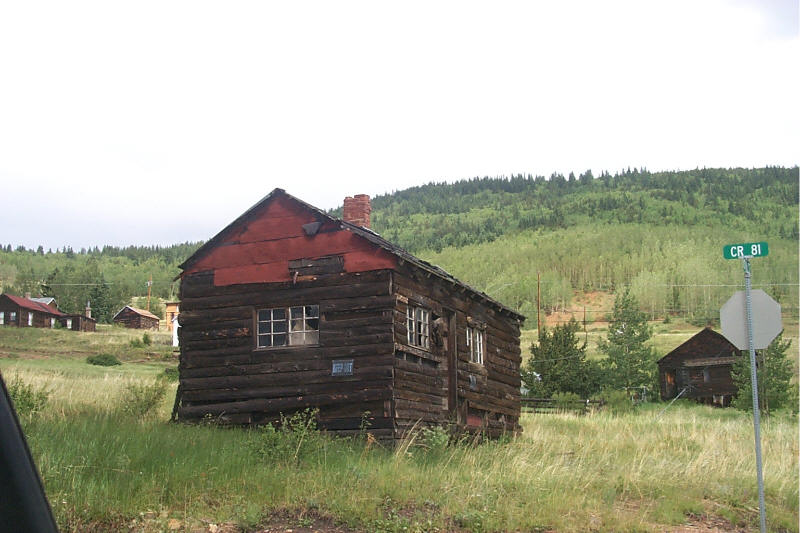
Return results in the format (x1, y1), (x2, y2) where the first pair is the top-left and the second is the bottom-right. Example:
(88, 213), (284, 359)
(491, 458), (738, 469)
(0, 293), (65, 329)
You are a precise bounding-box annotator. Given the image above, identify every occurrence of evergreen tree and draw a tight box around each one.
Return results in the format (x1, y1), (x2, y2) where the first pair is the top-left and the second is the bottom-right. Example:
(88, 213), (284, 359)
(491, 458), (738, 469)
(731, 333), (797, 413)
(89, 279), (115, 323)
(522, 318), (600, 398)
(599, 289), (657, 392)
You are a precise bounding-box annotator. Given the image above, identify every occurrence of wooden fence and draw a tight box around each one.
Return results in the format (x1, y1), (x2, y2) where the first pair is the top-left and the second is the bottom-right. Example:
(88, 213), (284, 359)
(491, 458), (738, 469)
(521, 397), (605, 415)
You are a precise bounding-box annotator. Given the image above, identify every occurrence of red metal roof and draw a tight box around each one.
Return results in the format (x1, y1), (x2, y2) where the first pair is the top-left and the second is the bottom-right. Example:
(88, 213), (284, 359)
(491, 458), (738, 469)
(3, 294), (65, 316)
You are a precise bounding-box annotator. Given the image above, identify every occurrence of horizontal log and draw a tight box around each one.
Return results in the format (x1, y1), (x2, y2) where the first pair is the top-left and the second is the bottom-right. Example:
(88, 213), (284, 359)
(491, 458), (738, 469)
(320, 295), (395, 312)
(179, 388), (391, 417)
(181, 365), (393, 391)
(181, 281), (391, 311)
(181, 269), (391, 299)
(181, 353), (394, 379)
(181, 378), (391, 402)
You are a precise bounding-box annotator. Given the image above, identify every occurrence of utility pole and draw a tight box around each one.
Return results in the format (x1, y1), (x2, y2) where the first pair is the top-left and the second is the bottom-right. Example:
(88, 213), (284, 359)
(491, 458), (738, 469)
(146, 275), (153, 312)
(536, 272), (541, 337)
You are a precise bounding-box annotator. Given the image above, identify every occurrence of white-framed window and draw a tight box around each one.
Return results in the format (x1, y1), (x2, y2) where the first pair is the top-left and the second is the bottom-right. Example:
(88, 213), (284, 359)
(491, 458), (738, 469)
(66, 318), (73, 329)
(257, 305), (319, 348)
(406, 305), (430, 349)
(50, 318), (55, 328)
(467, 326), (484, 364)
(0, 312), (4, 325)
(10, 311), (16, 323)
(27, 312), (33, 326)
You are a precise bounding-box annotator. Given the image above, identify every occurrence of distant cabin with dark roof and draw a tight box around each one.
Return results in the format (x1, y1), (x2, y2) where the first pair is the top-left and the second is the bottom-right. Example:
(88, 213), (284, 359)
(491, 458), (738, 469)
(0, 293), (64, 328)
(113, 306), (160, 330)
(657, 327), (742, 406)
(173, 189), (525, 439)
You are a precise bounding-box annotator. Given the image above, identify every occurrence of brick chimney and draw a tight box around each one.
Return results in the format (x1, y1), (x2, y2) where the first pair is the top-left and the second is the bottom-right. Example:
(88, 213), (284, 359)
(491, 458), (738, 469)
(342, 194), (371, 228)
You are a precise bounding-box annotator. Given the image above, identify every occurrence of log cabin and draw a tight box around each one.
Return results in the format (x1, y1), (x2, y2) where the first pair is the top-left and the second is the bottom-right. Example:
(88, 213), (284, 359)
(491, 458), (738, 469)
(0, 293), (64, 329)
(173, 189), (525, 439)
(113, 306), (160, 330)
(657, 327), (741, 406)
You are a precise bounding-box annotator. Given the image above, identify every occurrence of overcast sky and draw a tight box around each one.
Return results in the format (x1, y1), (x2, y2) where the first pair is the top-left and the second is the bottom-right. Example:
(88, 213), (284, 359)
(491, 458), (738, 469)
(1, 0), (797, 251)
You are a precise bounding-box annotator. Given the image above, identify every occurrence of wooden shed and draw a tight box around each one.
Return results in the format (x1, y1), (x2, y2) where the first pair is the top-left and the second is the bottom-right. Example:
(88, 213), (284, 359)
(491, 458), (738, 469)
(173, 189), (525, 439)
(113, 306), (160, 330)
(0, 293), (64, 328)
(61, 314), (97, 332)
(657, 327), (741, 406)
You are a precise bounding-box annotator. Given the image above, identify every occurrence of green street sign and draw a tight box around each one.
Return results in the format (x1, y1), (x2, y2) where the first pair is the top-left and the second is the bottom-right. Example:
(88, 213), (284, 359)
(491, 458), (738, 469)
(723, 241), (768, 259)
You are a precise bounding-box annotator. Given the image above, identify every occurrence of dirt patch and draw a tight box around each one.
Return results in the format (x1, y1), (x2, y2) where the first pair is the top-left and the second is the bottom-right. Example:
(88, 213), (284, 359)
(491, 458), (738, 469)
(666, 512), (748, 533)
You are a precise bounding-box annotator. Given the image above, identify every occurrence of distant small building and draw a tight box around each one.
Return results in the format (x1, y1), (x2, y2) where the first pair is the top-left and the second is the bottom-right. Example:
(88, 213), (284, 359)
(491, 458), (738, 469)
(113, 306), (160, 330)
(657, 327), (741, 406)
(0, 293), (64, 328)
(61, 302), (96, 332)
(165, 302), (180, 332)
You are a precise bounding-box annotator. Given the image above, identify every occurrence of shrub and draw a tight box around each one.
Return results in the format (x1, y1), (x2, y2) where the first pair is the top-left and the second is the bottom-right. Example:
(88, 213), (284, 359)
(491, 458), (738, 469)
(551, 391), (582, 412)
(142, 332), (152, 346)
(129, 338), (143, 348)
(6, 377), (49, 420)
(161, 367), (179, 382)
(120, 380), (168, 418)
(596, 389), (635, 415)
(87, 353), (122, 366)
(419, 425), (450, 453)
(253, 409), (322, 463)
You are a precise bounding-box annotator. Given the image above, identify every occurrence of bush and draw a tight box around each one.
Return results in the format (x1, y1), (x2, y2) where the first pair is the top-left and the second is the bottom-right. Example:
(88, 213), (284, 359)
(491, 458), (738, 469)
(419, 425), (450, 453)
(6, 377), (49, 420)
(87, 353), (122, 366)
(253, 409), (322, 463)
(596, 389), (635, 415)
(120, 380), (168, 418)
(142, 332), (152, 346)
(551, 391), (582, 411)
(162, 367), (179, 382)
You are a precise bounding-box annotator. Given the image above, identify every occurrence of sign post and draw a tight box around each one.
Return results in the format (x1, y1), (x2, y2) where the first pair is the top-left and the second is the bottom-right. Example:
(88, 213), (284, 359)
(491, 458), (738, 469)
(722, 242), (774, 533)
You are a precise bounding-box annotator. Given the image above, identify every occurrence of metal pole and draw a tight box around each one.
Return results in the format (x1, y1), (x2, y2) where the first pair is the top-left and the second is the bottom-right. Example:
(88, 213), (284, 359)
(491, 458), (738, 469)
(744, 257), (767, 533)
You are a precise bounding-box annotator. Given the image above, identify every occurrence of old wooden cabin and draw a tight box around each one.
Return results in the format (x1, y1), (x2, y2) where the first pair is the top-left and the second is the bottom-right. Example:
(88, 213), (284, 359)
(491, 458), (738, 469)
(174, 189), (525, 439)
(657, 327), (741, 406)
(0, 293), (64, 328)
(113, 306), (160, 330)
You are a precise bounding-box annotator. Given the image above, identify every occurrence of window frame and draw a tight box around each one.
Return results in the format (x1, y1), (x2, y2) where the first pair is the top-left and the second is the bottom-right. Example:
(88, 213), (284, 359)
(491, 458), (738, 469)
(65, 318), (73, 329)
(466, 326), (485, 365)
(0, 311), (4, 325)
(406, 304), (430, 350)
(10, 311), (16, 323)
(27, 311), (34, 326)
(255, 304), (320, 349)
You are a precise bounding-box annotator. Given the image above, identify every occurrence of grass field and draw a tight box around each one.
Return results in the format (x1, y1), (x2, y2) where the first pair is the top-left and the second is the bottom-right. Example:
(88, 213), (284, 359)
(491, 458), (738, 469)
(1, 324), (797, 532)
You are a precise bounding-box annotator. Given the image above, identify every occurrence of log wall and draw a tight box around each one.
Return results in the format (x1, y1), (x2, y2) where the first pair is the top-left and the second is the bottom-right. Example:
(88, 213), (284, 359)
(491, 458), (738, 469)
(391, 266), (523, 439)
(176, 269), (396, 438)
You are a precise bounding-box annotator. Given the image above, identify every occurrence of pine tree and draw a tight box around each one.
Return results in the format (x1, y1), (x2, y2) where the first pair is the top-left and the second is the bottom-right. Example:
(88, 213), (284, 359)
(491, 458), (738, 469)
(731, 333), (797, 413)
(522, 318), (600, 398)
(599, 289), (657, 392)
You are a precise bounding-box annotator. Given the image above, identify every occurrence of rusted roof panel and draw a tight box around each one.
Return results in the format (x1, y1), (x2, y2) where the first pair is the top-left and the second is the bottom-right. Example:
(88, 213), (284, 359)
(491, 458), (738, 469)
(3, 294), (65, 316)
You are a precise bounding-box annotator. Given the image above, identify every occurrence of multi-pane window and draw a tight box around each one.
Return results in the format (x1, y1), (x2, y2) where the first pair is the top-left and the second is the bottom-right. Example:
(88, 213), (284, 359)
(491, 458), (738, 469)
(467, 326), (484, 364)
(10, 312), (16, 323)
(0, 312), (4, 325)
(257, 305), (319, 348)
(406, 305), (430, 349)
(27, 312), (33, 326)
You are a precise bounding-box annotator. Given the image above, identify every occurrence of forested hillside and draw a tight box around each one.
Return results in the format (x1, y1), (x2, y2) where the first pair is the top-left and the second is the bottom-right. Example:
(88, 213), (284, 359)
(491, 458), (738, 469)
(1, 167), (796, 324)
